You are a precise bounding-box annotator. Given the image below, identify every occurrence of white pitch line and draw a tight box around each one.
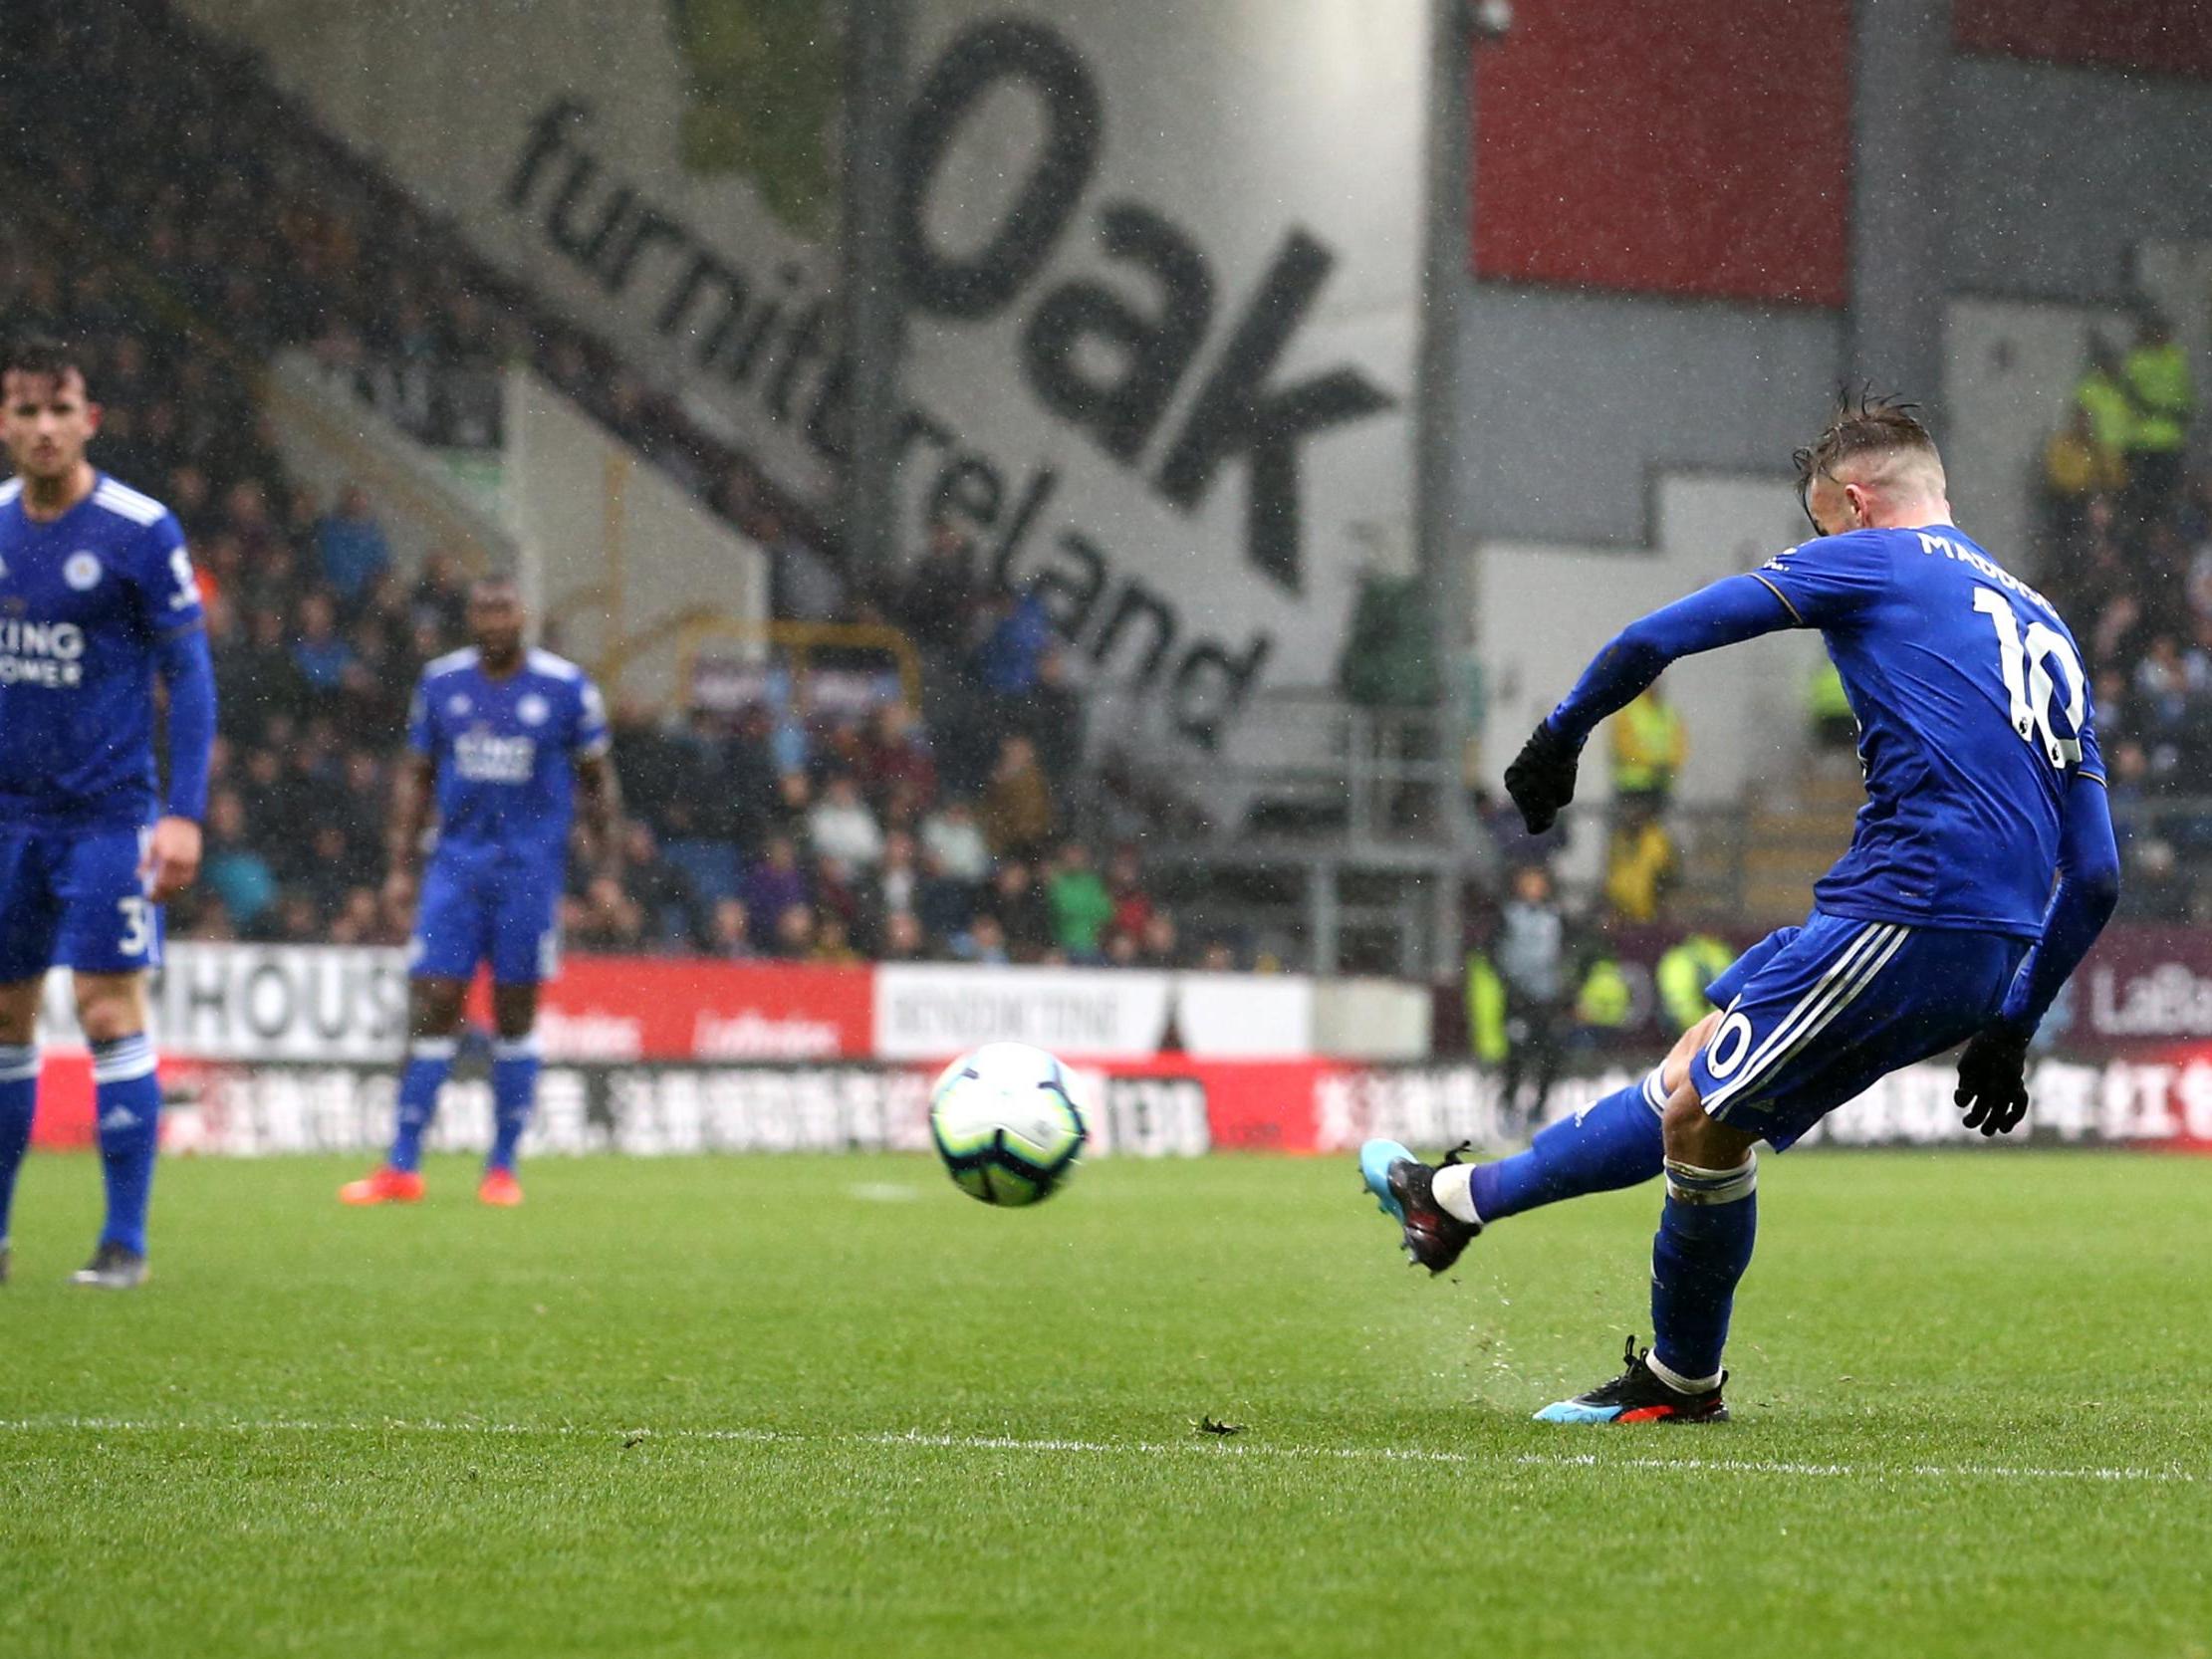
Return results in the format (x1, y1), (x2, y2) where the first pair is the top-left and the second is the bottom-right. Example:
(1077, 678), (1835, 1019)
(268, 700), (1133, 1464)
(0, 1418), (2196, 1488)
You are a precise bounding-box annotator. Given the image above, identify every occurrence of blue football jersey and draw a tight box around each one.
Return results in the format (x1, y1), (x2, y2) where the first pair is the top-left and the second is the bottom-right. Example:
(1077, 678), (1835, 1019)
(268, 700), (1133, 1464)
(1753, 525), (2100, 939)
(0, 472), (203, 829)
(408, 646), (610, 862)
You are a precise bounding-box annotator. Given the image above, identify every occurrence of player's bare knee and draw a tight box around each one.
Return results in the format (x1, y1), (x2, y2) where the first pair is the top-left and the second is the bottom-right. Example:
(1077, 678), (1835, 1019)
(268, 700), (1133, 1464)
(1659, 1083), (1705, 1142)
(1661, 1013), (1722, 1095)
(1661, 1082), (1755, 1168)
(408, 979), (466, 1039)
(73, 973), (148, 1045)
(0, 980), (40, 1046)
(490, 985), (539, 1043)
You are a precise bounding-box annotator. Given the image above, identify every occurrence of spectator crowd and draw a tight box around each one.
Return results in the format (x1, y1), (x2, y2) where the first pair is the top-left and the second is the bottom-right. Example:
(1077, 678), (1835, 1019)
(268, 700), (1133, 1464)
(0, 0), (1254, 971)
(0, 0), (821, 547)
(0, 223), (1208, 969)
(2039, 312), (2205, 923)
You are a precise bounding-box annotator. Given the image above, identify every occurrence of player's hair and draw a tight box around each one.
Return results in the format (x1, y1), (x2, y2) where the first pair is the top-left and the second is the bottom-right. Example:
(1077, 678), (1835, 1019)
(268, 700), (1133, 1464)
(0, 333), (89, 390)
(1792, 389), (1941, 505)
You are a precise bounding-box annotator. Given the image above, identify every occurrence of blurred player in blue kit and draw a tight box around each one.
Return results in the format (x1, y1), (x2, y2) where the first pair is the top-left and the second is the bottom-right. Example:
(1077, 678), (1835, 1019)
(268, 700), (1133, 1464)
(1364, 399), (2121, 1421)
(341, 577), (617, 1208)
(0, 337), (216, 1289)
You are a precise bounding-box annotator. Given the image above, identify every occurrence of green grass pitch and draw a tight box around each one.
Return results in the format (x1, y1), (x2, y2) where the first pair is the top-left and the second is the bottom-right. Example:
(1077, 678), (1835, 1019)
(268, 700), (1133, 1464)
(4, 1148), (2210, 1658)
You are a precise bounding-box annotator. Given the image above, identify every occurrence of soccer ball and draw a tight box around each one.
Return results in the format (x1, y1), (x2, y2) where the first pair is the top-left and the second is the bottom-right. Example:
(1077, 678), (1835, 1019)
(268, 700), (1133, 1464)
(928, 1042), (1088, 1207)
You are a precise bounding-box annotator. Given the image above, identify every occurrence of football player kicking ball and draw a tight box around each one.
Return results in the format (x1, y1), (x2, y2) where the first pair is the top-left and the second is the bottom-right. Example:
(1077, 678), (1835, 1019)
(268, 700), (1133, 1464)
(1363, 398), (2119, 1421)
(342, 577), (617, 1208)
(0, 337), (216, 1288)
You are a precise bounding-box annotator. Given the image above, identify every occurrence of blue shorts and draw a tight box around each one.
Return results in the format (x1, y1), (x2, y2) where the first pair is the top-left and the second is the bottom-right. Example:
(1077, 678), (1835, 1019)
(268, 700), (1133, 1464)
(0, 824), (161, 981)
(1689, 909), (2029, 1150)
(409, 852), (562, 986)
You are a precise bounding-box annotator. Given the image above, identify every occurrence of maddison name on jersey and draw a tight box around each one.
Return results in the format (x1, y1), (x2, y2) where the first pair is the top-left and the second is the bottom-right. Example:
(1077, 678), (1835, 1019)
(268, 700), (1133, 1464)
(1909, 529), (2060, 614)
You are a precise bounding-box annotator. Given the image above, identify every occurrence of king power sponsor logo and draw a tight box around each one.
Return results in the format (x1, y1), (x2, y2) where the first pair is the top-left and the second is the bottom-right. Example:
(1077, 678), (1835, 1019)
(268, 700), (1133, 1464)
(0, 617), (88, 686)
(454, 730), (537, 782)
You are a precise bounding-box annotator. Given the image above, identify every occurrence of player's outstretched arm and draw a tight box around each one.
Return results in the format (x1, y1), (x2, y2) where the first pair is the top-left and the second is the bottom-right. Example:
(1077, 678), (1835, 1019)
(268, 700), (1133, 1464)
(1955, 775), (2121, 1137)
(576, 752), (623, 885)
(1505, 576), (1791, 832)
(382, 753), (437, 914)
(147, 624), (217, 902)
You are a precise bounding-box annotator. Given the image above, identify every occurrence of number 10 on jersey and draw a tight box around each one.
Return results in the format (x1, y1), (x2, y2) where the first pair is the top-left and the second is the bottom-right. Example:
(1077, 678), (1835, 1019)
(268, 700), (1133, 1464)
(1972, 587), (2086, 770)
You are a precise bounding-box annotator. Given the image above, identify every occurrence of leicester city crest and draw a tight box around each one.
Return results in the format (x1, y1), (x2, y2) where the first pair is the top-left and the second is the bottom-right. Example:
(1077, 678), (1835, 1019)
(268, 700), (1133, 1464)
(64, 551), (103, 591)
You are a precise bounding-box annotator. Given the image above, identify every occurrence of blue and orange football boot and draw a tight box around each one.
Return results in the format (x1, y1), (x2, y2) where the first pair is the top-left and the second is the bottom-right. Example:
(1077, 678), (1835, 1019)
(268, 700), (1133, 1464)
(1534, 1335), (1730, 1424)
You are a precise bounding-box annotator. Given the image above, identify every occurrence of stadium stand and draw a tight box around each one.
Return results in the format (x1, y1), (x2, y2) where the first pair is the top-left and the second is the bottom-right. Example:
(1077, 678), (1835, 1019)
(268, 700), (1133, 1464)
(2035, 384), (2209, 926)
(0, 204), (1159, 962)
(0, 0), (1170, 966)
(0, 0), (820, 545)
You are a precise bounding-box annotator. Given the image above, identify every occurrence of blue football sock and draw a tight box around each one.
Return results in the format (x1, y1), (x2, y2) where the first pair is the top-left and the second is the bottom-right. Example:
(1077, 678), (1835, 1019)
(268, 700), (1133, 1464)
(92, 1036), (161, 1258)
(1648, 1157), (1759, 1388)
(488, 1035), (541, 1173)
(390, 1038), (457, 1173)
(1464, 1071), (1667, 1223)
(0, 1045), (39, 1245)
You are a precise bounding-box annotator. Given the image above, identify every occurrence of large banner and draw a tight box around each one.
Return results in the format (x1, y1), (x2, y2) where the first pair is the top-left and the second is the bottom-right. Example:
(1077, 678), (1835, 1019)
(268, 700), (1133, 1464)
(1319, 1059), (2212, 1154)
(32, 947), (1316, 1066)
(32, 947), (876, 1065)
(102, 1054), (2212, 1160)
(24, 940), (2212, 1153)
(2062, 929), (2212, 1053)
(154, 1056), (1238, 1160)
(180, 0), (1426, 754)
(870, 965), (1314, 1061)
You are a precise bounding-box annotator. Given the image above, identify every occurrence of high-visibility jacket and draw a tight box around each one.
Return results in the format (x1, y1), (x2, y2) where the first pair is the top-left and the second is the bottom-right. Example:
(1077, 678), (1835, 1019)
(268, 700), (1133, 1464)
(1465, 953), (1508, 1064)
(1575, 956), (1632, 1031)
(1808, 661), (1853, 723)
(2043, 428), (2128, 500)
(2075, 368), (2135, 454)
(2122, 343), (2193, 455)
(1610, 692), (1685, 795)
(1657, 933), (1738, 1032)
(1604, 819), (1677, 923)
